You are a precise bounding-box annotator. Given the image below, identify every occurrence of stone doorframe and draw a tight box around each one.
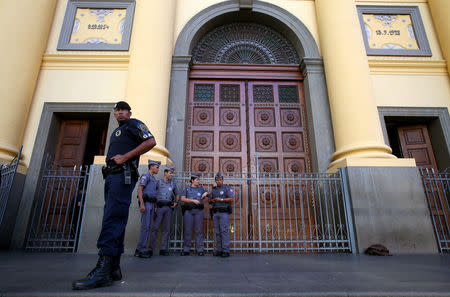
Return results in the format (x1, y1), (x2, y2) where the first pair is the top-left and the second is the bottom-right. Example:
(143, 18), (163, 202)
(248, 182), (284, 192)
(378, 106), (450, 170)
(166, 0), (335, 173)
(11, 102), (116, 249)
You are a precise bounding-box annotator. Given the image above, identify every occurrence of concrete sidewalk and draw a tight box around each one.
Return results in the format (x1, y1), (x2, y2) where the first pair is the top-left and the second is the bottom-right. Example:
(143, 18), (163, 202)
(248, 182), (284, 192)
(0, 251), (449, 297)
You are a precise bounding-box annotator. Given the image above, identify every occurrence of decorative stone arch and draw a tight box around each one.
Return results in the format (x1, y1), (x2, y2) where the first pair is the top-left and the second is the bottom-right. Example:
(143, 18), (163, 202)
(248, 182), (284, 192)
(166, 0), (334, 172)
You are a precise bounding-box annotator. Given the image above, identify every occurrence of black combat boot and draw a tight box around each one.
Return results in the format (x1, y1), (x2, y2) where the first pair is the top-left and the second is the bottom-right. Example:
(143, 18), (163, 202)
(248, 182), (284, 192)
(72, 255), (114, 290)
(111, 255), (122, 281)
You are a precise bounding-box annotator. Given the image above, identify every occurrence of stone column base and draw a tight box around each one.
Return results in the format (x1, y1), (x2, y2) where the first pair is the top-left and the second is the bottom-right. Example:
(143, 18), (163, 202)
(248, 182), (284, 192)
(345, 166), (438, 254)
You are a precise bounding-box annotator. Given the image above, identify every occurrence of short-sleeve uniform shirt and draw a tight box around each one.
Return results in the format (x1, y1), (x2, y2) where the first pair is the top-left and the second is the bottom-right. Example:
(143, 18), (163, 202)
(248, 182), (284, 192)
(106, 118), (153, 166)
(139, 172), (158, 199)
(156, 180), (178, 202)
(181, 186), (207, 203)
(210, 185), (234, 208)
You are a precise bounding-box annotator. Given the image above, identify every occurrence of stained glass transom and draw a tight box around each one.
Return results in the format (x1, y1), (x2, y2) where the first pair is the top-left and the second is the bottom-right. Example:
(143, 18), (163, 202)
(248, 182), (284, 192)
(192, 23), (300, 65)
(220, 85), (240, 102)
(253, 85), (274, 102)
(279, 86), (299, 103)
(194, 84), (214, 102)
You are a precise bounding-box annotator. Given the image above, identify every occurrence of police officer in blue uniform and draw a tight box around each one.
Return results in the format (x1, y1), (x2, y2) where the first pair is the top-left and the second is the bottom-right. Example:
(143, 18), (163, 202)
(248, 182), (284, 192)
(180, 173), (208, 256)
(209, 172), (234, 257)
(148, 166), (179, 256)
(72, 101), (155, 290)
(134, 159), (160, 258)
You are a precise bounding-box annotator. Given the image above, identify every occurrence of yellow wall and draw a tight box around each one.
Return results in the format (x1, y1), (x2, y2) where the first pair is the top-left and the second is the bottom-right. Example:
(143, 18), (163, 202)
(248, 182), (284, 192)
(372, 75), (450, 108)
(18, 0), (450, 168)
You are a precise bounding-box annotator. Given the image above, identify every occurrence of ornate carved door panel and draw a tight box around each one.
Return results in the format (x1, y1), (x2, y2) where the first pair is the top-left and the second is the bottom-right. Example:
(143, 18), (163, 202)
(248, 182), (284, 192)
(248, 81), (309, 173)
(187, 80), (248, 173)
(247, 81), (311, 248)
(187, 80), (250, 245)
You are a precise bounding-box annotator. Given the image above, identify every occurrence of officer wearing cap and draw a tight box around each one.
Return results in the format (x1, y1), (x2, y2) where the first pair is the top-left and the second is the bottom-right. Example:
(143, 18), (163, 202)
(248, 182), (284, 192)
(73, 101), (155, 290)
(180, 173), (208, 256)
(147, 166), (179, 256)
(209, 172), (234, 257)
(134, 159), (161, 258)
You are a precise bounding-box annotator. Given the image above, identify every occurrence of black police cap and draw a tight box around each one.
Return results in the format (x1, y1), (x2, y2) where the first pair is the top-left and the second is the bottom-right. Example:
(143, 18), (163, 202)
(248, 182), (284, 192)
(114, 101), (131, 110)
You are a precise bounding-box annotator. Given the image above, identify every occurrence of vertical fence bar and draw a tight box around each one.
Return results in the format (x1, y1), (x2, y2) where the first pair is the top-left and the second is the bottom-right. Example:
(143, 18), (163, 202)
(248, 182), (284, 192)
(0, 146), (22, 226)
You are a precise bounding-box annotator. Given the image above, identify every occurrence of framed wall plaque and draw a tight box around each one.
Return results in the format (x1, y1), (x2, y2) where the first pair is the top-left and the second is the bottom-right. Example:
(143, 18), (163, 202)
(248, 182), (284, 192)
(57, 0), (135, 51)
(357, 6), (431, 56)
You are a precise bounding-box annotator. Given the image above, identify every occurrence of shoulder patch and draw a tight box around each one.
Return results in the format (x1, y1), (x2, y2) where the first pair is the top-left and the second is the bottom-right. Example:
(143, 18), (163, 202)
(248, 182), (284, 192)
(137, 122), (153, 140)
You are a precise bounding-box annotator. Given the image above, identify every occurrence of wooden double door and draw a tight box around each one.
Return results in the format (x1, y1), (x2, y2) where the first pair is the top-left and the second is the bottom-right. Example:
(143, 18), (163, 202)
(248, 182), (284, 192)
(186, 79), (310, 174)
(185, 68), (312, 250)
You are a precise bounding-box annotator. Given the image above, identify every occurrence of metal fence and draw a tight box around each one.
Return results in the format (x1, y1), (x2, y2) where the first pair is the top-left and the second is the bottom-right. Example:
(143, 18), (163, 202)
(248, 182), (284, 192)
(24, 157), (355, 254)
(0, 146), (22, 226)
(419, 168), (450, 253)
(25, 157), (89, 252)
(169, 167), (355, 253)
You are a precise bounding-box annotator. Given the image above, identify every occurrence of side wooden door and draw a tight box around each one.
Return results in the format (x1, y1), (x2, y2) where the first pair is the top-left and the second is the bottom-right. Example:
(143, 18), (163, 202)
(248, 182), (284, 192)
(42, 120), (89, 236)
(397, 124), (438, 170)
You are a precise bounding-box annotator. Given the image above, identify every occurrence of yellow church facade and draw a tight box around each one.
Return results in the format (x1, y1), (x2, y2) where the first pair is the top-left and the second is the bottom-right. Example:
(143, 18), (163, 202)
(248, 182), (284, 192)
(0, 0), (448, 254)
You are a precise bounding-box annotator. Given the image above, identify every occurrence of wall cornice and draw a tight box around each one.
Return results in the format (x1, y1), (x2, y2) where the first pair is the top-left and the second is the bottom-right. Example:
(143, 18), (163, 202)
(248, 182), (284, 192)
(369, 59), (448, 75)
(41, 54), (129, 70)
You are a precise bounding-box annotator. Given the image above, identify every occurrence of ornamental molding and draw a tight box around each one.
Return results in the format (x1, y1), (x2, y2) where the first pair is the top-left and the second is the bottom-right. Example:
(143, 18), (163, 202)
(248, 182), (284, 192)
(192, 22), (300, 65)
(41, 54), (129, 70)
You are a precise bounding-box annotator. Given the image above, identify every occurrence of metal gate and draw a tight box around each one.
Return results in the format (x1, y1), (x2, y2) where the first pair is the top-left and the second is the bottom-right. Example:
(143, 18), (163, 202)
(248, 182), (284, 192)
(169, 167), (355, 253)
(420, 168), (450, 253)
(26, 157), (89, 252)
(0, 146), (22, 226)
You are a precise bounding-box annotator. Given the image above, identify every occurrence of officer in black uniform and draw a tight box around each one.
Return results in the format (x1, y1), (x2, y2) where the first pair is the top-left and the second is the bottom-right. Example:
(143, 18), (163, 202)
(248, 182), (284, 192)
(72, 101), (155, 290)
(209, 172), (234, 257)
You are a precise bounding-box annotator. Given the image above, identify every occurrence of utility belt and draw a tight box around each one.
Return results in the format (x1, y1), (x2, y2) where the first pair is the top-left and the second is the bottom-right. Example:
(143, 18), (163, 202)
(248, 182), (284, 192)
(102, 162), (138, 185)
(157, 200), (174, 207)
(212, 205), (232, 214)
(181, 202), (204, 214)
(143, 195), (156, 203)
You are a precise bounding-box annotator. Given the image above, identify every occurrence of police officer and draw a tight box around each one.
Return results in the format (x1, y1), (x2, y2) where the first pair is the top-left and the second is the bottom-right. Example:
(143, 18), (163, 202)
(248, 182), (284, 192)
(148, 166), (179, 256)
(209, 172), (234, 257)
(72, 101), (155, 290)
(134, 159), (160, 258)
(180, 173), (208, 256)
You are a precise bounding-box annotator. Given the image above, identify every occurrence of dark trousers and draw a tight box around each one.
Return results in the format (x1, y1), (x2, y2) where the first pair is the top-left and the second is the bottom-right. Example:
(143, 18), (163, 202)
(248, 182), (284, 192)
(183, 208), (204, 252)
(97, 172), (136, 256)
(149, 206), (172, 251)
(136, 202), (155, 252)
(213, 212), (230, 253)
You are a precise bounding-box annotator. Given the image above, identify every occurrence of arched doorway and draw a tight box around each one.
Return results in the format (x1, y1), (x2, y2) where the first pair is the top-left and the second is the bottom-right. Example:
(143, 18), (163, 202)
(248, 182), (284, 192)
(166, 2), (354, 253)
(186, 22), (310, 174)
(166, 0), (335, 173)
